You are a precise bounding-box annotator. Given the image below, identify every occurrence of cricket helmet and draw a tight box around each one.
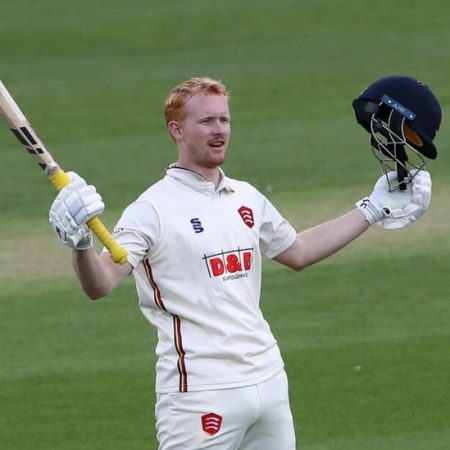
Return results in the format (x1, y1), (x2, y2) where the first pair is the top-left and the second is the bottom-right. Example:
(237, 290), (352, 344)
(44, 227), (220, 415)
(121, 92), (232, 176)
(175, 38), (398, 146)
(352, 75), (442, 190)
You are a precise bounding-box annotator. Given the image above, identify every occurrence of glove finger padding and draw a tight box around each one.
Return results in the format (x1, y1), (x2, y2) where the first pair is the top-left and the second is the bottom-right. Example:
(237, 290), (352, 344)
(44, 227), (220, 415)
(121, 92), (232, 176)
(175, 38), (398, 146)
(410, 169), (432, 210)
(49, 172), (105, 249)
(357, 170), (432, 230)
(59, 185), (103, 226)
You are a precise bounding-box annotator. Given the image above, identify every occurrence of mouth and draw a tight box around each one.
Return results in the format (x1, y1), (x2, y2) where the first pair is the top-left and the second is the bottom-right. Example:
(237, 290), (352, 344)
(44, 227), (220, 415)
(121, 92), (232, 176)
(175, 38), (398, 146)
(208, 138), (226, 149)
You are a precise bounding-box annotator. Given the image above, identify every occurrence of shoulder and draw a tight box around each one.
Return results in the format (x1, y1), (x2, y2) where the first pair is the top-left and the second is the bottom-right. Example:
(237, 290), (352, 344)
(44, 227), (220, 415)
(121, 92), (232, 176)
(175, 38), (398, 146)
(225, 178), (273, 213)
(135, 177), (168, 199)
(119, 178), (168, 223)
(225, 176), (263, 197)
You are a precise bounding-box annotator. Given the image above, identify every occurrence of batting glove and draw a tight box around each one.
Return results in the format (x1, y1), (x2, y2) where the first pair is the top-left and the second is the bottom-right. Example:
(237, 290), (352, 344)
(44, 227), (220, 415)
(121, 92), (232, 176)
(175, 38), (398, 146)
(356, 170), (432, 230)
(49, 172), (105, 249)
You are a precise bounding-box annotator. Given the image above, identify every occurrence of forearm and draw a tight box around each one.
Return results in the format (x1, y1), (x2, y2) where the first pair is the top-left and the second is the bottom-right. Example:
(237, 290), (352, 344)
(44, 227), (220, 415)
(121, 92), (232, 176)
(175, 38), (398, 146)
(275, 208), (370, 270)
(297, 208), (370, 267)
(72, 248), (117, 300)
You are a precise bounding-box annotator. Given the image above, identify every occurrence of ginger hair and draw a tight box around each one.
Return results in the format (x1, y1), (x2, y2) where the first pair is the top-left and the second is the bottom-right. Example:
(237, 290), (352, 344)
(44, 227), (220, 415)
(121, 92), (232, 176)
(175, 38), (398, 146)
(164, 77), (229, 124)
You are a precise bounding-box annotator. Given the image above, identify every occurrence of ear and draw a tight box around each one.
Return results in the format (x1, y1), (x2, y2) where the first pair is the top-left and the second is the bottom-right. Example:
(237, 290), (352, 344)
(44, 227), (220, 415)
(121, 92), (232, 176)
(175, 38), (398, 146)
(167, 120), (183, 140)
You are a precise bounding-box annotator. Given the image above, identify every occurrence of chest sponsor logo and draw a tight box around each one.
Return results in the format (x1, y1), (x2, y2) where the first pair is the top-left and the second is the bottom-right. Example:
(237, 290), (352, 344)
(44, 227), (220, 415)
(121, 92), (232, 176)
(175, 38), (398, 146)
(203, 247), (254, 281)
(238, 206), (254, 228)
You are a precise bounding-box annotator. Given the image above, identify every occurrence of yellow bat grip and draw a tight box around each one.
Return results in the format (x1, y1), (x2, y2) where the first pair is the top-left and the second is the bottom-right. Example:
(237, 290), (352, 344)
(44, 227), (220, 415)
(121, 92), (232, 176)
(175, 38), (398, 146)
(49, 169), (128, 265)
(86, 216), (128, 265)
(49, 169), (71, 190)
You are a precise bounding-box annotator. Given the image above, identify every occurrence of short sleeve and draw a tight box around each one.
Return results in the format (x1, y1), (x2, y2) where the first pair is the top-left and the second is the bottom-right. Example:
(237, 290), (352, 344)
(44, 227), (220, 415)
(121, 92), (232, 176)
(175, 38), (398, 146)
(106, 201), (161, 268)
(259, 196), (297, 259)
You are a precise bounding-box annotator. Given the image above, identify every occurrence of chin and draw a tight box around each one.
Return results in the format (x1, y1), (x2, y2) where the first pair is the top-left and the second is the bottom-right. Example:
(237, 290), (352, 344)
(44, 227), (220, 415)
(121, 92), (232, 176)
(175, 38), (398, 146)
(207, 151), (226, 167)
(213, 155), (226, 167)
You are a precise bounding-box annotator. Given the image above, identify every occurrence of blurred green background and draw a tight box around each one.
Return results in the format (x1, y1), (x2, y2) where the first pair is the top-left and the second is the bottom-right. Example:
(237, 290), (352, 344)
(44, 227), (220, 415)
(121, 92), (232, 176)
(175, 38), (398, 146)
(1, 1), (449, 449)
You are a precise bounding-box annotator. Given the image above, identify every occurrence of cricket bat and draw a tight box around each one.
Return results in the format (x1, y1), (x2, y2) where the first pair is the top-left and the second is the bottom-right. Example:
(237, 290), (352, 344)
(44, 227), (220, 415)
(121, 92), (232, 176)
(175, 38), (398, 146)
(0, 80), (128, 264)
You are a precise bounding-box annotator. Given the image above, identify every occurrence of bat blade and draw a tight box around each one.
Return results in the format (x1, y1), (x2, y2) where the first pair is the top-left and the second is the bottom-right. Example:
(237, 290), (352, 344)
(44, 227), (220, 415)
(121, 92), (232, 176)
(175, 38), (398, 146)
(0, 80), (27, 126)
(0, 80), (57, 173)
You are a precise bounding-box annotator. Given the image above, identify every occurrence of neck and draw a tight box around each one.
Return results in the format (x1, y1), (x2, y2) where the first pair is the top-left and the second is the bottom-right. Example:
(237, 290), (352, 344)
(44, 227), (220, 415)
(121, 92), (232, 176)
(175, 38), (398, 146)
(173, 163), (221, 186)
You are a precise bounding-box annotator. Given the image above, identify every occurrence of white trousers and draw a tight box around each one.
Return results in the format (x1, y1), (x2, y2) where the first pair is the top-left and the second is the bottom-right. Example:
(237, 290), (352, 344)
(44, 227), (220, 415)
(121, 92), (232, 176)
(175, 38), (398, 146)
(155, 369), (296, 450)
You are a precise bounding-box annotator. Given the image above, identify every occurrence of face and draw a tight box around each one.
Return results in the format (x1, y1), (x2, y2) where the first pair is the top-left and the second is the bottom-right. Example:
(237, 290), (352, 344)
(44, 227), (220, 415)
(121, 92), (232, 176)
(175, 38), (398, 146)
(169, 93), (231, 173)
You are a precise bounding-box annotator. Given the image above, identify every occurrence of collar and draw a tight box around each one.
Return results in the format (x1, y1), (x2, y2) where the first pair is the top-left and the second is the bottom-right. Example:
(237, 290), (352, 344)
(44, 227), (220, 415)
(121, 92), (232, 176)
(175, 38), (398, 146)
(166, 164), (235, 194)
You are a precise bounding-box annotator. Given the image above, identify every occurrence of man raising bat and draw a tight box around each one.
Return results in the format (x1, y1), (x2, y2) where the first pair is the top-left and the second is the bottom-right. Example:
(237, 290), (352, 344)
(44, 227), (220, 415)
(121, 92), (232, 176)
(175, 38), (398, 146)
(46, 76), (440, 449)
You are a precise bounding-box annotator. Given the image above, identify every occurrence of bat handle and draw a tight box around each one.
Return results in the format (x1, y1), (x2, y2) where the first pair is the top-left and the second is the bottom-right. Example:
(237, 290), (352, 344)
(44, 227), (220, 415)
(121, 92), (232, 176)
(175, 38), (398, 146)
(49, 168), (71, 190)
(86, 216), (128, 265)
(48, 169), (128, 265)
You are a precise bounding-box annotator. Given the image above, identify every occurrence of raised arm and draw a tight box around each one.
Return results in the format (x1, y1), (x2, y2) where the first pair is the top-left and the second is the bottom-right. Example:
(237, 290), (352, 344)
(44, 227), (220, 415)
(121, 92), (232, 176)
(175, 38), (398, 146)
(274, 209), (368, 270)
(275, 170), (432, 271)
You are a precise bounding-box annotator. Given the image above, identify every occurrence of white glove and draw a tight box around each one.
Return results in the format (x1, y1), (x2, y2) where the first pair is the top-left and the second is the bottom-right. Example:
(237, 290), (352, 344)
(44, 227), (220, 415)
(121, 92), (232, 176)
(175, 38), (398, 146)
(49, 172), (105, 249)
(356, 170), (432, 230)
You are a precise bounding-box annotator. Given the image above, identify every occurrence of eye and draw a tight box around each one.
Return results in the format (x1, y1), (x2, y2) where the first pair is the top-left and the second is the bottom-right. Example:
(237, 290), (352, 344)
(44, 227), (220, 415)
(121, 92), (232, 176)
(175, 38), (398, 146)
(221, 116), (230, 124)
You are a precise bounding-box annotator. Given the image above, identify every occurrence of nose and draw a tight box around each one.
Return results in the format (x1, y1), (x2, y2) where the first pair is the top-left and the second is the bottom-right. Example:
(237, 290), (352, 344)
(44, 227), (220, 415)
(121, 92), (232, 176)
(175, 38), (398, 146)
(213, 119), (229, 135)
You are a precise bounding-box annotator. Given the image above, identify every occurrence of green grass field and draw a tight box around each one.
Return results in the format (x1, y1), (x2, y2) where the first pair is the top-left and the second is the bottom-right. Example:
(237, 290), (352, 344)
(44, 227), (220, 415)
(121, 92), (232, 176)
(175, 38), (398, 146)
(1, 0), (449, 448)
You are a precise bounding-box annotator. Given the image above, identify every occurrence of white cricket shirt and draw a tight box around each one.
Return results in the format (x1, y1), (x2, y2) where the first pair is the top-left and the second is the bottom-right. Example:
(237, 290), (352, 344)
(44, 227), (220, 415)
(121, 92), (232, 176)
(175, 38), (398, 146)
(112, 166), (297, 393)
